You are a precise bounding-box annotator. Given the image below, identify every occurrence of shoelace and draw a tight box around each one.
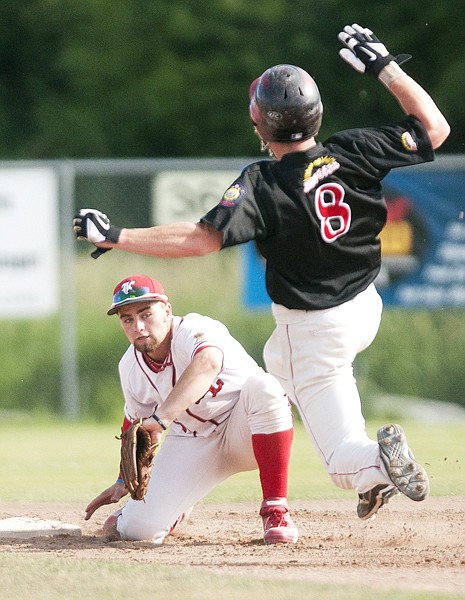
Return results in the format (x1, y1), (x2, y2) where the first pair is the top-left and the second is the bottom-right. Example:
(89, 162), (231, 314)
(263, 507), (289, 529)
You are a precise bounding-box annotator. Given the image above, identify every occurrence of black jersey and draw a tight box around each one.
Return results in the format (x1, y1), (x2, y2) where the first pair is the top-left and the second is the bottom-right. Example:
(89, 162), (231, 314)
(201, 115), (434, 310)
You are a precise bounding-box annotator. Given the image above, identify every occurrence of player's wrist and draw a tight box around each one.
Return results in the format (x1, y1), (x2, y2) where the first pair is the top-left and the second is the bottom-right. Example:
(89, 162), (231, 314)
(106, 224), (122, 244)
(152, 412), (168, 430)
(145, 413), (169, 431)
(378, 61), (405, 88)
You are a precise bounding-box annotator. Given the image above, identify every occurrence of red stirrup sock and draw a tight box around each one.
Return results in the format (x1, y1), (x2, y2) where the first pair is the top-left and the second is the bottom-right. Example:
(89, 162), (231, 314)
(252, 428), (294, 500)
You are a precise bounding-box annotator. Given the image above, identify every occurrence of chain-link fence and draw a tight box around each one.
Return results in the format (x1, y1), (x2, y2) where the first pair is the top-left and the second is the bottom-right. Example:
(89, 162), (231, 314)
(0, 157), (259, 419)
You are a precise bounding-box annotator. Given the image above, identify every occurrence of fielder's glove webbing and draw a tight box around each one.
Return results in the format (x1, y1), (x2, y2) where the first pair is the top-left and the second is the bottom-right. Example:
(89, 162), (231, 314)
(117, 419), (159, 501)
(338, 24), (411, 77)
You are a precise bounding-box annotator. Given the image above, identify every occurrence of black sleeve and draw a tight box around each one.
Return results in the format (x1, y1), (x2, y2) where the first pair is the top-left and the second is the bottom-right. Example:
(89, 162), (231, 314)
(326, 115), (434, 178)
(200, 169), (267, 248)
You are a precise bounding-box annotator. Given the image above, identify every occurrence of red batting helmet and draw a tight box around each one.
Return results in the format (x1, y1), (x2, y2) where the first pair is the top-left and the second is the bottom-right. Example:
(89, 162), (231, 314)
(249, 64), (323, 143)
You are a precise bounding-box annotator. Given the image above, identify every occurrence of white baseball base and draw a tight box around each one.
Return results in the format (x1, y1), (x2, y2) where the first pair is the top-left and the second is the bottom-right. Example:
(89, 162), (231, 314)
(0, 517), (82, 539)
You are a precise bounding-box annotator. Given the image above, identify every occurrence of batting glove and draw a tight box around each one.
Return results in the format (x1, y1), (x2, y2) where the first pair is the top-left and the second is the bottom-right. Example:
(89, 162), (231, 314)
(338, 24), (411, 77)
(73, 208), (121, 259)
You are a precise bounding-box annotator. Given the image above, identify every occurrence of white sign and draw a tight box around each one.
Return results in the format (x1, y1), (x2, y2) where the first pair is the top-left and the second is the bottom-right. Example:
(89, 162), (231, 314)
(152, 170), (237, 224)
(0, 167), (59, 318)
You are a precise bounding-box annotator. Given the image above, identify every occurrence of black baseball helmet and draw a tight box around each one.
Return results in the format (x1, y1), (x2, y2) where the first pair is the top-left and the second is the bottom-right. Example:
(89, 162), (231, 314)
(249, 64), (323, 143)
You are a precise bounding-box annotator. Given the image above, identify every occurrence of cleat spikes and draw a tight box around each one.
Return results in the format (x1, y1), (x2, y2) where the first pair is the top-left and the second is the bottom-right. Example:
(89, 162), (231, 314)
(377, 424), (430, 502)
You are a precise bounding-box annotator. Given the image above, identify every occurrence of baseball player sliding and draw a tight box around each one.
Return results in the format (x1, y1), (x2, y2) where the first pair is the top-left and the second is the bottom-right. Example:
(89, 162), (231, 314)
(75, 25), (450, 520)
(85, 275), (298, 544)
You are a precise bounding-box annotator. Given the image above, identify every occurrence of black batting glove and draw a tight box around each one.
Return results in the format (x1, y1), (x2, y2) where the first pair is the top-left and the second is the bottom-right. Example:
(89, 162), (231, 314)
(338, 24), (411, 77)
(73, 209), (121, 259)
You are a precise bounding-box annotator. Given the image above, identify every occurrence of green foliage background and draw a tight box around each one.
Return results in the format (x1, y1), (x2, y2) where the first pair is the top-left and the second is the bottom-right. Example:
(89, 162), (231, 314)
(0, 0), (462, 159)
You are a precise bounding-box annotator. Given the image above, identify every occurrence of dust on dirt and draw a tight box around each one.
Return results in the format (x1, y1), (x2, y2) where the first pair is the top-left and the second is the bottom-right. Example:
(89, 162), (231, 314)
(0, 496), (464, 595)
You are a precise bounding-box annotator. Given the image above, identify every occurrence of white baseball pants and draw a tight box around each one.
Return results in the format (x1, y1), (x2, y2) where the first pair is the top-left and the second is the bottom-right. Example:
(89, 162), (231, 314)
(264, 283), (392, 493)
(117, 370), (293, 543)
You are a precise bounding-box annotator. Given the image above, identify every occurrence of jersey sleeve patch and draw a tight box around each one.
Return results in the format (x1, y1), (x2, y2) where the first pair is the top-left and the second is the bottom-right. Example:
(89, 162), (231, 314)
(401, 131), (418, 152)
(220, 182), (246, 206)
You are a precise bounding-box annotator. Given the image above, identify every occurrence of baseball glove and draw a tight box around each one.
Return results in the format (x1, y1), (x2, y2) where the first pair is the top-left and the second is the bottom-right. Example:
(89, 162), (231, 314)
(118, 419), (159, 501)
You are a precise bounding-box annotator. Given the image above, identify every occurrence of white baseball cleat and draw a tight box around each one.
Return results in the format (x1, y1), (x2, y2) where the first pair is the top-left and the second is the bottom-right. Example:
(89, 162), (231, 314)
(377, 423), (430, 501)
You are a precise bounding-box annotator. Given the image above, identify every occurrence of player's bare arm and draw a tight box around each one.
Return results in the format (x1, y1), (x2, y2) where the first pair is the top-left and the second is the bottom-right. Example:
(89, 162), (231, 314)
(387, 74), (450, 149)
(73, 210), (223, 258)
(142, 346), (224, 435)
(117, 221), (223, 257)
(73, 208), (223, 258)
(338, 24), (450, 150)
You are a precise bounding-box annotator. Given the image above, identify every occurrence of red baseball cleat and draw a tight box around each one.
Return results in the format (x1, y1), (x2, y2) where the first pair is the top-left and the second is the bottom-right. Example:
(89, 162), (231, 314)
(260, 497), (298, 544)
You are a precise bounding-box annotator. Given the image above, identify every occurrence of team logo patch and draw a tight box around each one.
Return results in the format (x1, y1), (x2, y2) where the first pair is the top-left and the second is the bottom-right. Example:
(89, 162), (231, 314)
(303, 155), (340, 193)
(121, 280), (136, 295)
(220, 183), (245, 206)
(401, 131), (418, 152)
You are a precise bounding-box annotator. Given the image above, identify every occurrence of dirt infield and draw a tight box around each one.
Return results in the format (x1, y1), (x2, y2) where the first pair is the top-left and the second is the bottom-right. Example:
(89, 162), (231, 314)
(1, 496), (464, 596)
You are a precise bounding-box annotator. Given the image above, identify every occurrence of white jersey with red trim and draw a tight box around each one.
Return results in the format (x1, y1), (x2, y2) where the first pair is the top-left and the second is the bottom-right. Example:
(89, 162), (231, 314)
(119, 313), (261, 437)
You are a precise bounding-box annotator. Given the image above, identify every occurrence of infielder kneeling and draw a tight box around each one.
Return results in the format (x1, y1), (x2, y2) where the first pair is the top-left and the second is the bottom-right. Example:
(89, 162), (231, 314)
(76, 23), (449, 522)
(84, 274), (297, 545)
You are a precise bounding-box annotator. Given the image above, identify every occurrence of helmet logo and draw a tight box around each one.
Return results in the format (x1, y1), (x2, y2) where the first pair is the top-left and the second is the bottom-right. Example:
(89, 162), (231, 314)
(251, 64), (322, 143)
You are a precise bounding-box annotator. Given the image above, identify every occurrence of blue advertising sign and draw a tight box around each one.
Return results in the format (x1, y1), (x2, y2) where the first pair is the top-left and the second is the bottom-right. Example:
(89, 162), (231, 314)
(242, 157), (465, 309)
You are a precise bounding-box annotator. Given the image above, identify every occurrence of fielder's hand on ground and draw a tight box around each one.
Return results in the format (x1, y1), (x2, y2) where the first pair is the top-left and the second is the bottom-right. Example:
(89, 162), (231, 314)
(338, 24), (411, 77)
(73, 208), (121, 259)
(84, 481), (128, 520)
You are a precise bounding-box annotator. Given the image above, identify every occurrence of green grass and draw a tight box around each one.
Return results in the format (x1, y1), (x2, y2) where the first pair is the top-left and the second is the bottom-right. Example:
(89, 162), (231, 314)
(0, 419), (463, 504)
(2, 553), (462, 600)
(0, 419), (463, 600)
